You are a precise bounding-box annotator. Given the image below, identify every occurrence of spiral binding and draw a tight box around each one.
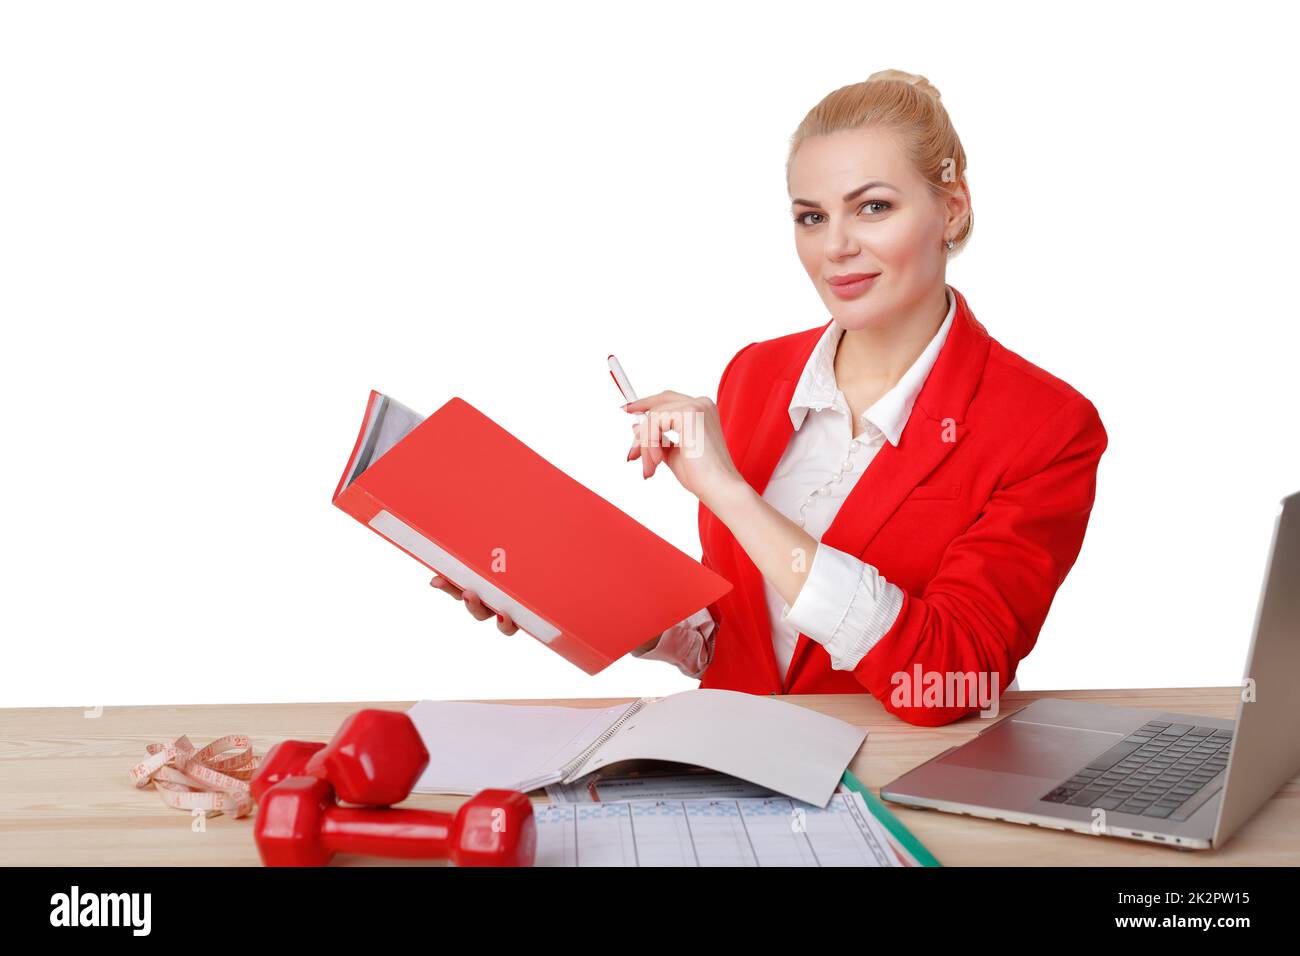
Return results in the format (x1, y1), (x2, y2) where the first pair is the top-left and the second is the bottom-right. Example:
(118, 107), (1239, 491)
(558, 697), (653, 782)
(508, 697), (661, 793)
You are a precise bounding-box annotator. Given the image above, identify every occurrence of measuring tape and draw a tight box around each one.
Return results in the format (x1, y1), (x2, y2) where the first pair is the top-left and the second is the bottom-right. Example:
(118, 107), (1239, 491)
(128, 733), (260, 818)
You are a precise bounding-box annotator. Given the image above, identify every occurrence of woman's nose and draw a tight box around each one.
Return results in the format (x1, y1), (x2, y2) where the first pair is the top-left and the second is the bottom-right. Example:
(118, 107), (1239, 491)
(824, 217), (859, 258)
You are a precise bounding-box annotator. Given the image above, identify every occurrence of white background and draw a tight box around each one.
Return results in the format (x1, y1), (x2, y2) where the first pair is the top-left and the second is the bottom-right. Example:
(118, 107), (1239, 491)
(2, 1), (1296, 709)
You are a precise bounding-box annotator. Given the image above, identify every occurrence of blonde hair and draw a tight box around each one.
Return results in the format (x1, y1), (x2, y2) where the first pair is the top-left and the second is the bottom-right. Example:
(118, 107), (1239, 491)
(786, 69), (972, 254)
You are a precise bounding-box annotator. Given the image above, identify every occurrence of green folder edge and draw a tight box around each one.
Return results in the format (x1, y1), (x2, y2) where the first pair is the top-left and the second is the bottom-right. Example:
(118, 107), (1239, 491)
(840, 769), (942, 867)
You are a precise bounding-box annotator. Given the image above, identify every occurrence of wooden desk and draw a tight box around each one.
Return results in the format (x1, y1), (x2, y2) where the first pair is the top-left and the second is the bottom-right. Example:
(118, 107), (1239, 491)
(1, 688), (1293, 866)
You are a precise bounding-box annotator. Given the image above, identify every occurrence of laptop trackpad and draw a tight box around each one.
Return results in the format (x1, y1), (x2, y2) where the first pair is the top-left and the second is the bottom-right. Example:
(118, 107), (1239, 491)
(938, 720), (1120, 779)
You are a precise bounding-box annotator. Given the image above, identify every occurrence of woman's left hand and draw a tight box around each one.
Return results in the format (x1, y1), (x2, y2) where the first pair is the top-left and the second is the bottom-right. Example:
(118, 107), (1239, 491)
(623, 391), (745, 504)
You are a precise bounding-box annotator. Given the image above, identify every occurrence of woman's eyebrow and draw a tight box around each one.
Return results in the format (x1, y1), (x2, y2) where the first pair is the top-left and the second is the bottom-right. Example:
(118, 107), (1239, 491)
(791, 179), (898, 208)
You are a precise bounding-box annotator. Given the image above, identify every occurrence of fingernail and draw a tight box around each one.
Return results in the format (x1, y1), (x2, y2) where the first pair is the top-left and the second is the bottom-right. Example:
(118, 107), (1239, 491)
(495, 613), (504, 622)
(626, 448), (635, 461)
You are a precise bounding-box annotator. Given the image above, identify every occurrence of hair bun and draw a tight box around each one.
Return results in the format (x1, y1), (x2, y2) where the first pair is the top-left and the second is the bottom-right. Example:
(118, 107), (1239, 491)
(866, 69), (941, 102)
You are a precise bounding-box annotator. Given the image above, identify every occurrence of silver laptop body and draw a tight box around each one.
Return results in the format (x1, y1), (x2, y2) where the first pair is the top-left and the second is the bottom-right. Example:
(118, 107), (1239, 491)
(880, 490), (1300, 850)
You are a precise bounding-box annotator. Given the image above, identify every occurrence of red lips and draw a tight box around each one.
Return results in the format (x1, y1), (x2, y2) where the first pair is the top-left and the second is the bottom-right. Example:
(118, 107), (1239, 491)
(827, 272), (880, 286)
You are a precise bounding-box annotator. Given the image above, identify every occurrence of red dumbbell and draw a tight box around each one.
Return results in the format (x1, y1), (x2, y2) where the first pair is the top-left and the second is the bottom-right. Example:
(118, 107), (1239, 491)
(254, 776), (536, 867)
(251, 709), (430, 805)
(251, 740), (326, 803)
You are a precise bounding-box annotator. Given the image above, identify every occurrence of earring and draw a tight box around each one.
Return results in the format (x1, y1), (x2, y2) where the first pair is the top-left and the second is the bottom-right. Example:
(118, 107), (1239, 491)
(945, 238), (955, 250)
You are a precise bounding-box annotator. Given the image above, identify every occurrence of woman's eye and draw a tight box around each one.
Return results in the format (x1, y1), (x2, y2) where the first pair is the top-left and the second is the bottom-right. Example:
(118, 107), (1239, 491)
(794, 202), (890, 227)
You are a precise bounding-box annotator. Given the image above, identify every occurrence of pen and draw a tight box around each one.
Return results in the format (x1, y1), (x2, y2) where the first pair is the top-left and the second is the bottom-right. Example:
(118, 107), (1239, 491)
(607, 354), (638, 406)
(608, 354), (678, 445)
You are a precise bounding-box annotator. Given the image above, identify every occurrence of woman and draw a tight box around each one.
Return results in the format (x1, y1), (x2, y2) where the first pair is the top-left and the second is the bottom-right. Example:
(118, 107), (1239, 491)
(435, 69), (1108, 726)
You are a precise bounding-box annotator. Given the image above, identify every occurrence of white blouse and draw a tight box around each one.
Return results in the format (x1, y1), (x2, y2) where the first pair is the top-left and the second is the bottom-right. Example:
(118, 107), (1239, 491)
(634, 286), (956, 681)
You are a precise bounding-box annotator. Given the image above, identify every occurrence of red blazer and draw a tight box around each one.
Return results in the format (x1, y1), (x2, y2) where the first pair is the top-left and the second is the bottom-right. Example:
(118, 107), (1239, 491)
(696, 286), (1108, 725)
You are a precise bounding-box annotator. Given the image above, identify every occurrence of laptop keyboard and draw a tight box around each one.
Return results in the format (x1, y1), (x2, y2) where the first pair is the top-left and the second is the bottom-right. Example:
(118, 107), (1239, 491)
(1040, 720), (1232, 821)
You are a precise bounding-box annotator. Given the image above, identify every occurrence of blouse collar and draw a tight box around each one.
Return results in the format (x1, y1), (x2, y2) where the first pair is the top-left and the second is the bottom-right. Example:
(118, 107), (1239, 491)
(788, 284), (956, 446)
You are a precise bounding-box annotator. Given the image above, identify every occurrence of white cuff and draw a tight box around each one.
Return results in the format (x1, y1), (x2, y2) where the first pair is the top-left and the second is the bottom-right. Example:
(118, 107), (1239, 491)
(781, 544), (904, 671)
(630, 607), (716, 678)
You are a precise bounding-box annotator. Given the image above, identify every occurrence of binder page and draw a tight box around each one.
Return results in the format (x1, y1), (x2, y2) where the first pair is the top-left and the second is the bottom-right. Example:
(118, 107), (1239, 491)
(405, 699), (634, 794)
(545, 768), (777, 803)
(532, 792), (900, 867)
(574, 689), (866, 807)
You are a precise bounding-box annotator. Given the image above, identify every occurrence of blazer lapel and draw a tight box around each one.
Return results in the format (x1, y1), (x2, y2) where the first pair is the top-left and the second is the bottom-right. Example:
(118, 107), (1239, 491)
(781, 287), (992, 689)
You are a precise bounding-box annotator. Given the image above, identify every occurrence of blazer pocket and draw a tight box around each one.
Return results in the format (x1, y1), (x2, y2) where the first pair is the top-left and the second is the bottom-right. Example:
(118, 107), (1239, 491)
(905, 481), (963, 501)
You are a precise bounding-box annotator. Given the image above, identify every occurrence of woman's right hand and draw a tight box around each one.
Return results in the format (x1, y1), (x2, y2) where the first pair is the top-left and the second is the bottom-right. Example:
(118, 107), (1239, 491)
(429, 573), (520, 635)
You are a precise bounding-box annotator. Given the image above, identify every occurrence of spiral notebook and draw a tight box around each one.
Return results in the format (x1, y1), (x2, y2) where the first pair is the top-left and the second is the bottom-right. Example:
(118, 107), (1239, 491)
(405, 688), (867, 808)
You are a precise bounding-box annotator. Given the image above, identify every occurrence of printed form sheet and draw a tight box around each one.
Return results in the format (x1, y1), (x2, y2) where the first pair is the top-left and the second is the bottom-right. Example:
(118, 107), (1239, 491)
(533, 791), (900, 867)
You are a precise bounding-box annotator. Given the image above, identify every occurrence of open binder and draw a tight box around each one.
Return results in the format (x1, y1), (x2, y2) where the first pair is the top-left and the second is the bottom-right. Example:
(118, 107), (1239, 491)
(405, 689), (869, 808)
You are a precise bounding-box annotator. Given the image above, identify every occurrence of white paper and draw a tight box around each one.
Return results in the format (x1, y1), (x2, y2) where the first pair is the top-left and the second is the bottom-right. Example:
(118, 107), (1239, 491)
(546, 769), (777, 804)
(532, 792), (900, 867)
(574, 689), (867, 807)
(406, 690), (867, 807)
(406, 700), (634, 794)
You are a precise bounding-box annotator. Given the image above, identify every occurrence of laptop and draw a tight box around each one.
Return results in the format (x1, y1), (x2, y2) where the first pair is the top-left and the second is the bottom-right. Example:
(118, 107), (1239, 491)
(880, 490), (1300, 850)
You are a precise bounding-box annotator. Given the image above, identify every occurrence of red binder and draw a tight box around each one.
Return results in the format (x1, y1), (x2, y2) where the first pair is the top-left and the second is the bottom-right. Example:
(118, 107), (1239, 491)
(332, 391), (734, 674)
